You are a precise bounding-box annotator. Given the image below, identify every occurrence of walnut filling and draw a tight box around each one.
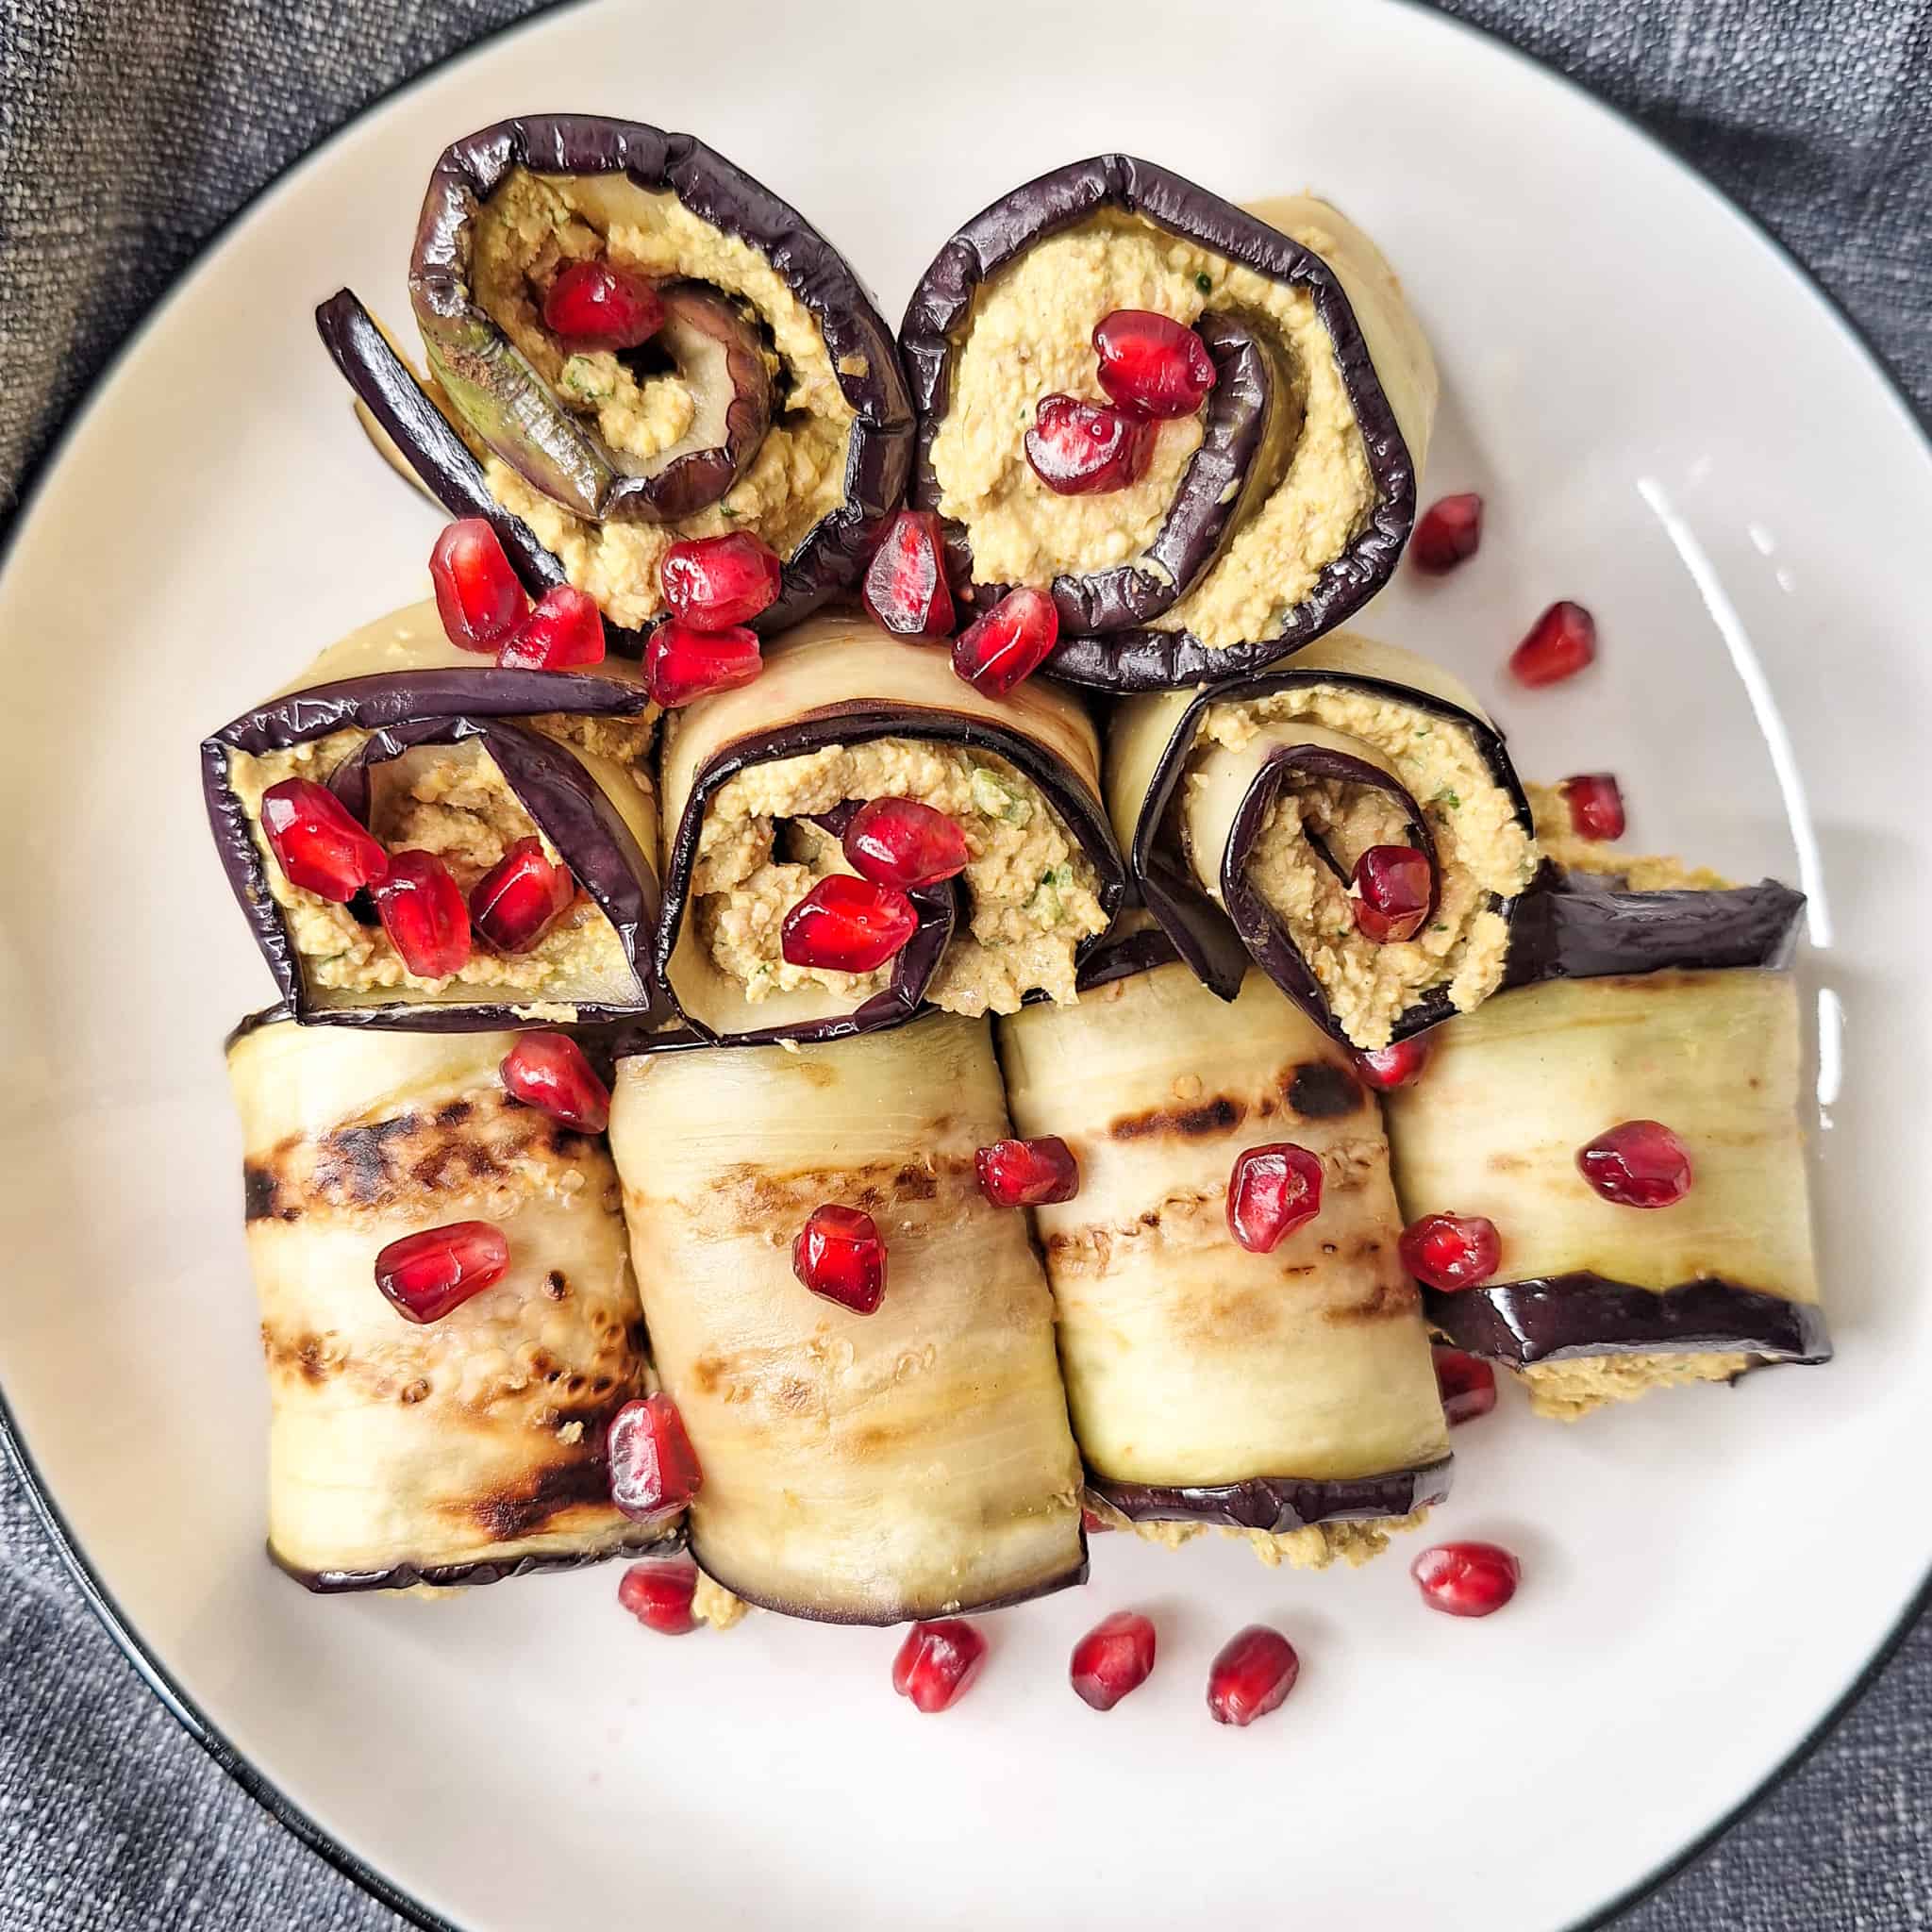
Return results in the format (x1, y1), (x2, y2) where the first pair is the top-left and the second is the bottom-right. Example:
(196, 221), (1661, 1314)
(1090, 1499), (1428, 1571)
(1525, 781), (1731, 891)
(1517, 1351), (1753, 1421)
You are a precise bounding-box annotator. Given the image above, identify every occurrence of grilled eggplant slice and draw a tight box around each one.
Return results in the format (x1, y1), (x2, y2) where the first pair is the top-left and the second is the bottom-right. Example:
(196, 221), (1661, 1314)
(996, 961), (1451, 1567)
(608, 1014), (1086, 1623)
(228, 1013), (661, 1590)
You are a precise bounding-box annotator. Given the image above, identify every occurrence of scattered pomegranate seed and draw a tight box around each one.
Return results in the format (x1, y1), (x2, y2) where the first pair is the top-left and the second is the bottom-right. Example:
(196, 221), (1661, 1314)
(644, 619), (762, 708)
(1206, 1625), (1300, 1727)
(1070, 1610), (1158, 1711)
(1510, 600), (1597, 687)
(842, 797), (970, 890)
(370, 849), (472, 978)
(861, 508), (956, 636)
(1412, 1541), (1521, 1618)
(497, 585), (606, 670)
(429, 519), (525, 653)
(975, 1136), (1080, 1209)
(952, 587), (1058, 698)
(791, 1203), (887, 1315)
(780, 874), (919, 974)
(375, 1220), (509, 1324)
(1356, 1035), (1431, 1091)
(891, 1620), (987, 1714)
(470, 836), (576, 954)
(1410, 492), (1484, 574)
(660, 532), (783, 631)
(1350, 845), (1433, 944)
(1433, 1347), (1499, 1425)
(1399, 1212), (1504, 1291)
(499, 1032), (610, 1133)
(1024, 392), (1156, 495)
(1225, 1143), (1324, 1253)
(1081, 1506), (1116, 1535)
(1576, 1119), (1694, 1208)
(258, 778), (390, 903)
(1092, 309), (1215, 418)
(617, 1558), (700, 1636)
(541, 258), (665, 349)
(607, 1392), (703, 1525)
(1560, 772), (1626, 841)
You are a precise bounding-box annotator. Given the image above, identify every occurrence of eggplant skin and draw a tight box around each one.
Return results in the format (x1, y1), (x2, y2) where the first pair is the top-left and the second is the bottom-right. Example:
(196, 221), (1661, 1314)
(275, 1532), (675, 1595)
(1091, 1459), (1452, 1535)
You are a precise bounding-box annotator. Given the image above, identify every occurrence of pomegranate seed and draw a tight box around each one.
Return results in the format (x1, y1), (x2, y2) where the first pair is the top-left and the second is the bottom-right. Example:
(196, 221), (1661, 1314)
(607, 1392), (703, 1525)
(1092, 309), (1215, 418)
(370, 849), (472, 978)
(891, 1620), (987, 1714)
(644, 619), (761, 708)
(1206, 1625), (1300, 1727)
(1410, 492), (1484, 574)
(541, 258), (664, 349)
(1577, 1119), (1694, 1208)
(617, 1558), (699, 1636)
(1561, 772), (1626, 841)
(660, 532), (783, 631)
(1510, 600), (1597, 687)
(1070, 1610), (1158, 1711)
(429, 519), (525, 653)
(1356, 1035), (1431, 1091)
(375, 1220), (509, 1324)
(1350, 845), (1433, 944)
(1225, 1143), (1324, 1253)
(975, 1136), (1080, 1209)
(1081, 1506), (1115, 1535)
(1433, 1347), (1499, 1425)
(780, 874), (918, 974)
(470, 836), (576, 954)
(499, 1032), (610, 1133)
(791, 1204), (887, 1314)
(952, 587), (1058, 698)
(1412, 1541), (1521, 1618)
(842, 797), (969, 890)
(861, 508), (955, 636)
(1024, 392), (1155, 495)
(259, 778), (390, 903)
(1399, 1212), (1503, 1291)
(497, 585), (606, 670)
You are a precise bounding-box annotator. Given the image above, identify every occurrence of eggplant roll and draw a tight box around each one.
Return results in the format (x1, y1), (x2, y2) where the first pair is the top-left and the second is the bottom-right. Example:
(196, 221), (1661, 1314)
(391, 115), (911, 639)
(204, 601), (662, 1029)
(228, 1014), (660, 1590)
(996, 962), (1451, 1568)
(656, 609), (1125, 1042)
(608, 1015), (1086, 1623)
(901, 157), (1436, 690)
(1108, 628), (1537, 1051)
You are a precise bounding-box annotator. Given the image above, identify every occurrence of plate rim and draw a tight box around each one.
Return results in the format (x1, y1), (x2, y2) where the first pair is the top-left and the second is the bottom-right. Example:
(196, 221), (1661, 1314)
(1, 2), (1926, 1927)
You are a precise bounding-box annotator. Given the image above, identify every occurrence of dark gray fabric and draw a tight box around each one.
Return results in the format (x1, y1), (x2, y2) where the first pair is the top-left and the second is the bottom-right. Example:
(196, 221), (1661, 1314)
(0, 1), (1926, 1925)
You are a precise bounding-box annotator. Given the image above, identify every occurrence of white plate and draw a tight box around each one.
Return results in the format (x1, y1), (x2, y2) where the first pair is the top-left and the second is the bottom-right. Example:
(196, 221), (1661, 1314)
(3, 3), (1928, 1927)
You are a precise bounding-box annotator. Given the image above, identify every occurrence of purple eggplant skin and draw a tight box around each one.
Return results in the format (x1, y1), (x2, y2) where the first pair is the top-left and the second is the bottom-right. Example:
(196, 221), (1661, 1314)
(1090, 1457), (1453, 1536)
(900, 154), (1416, 691)
(273, 1524), (679, 1595)
(408, 115), (914, 637)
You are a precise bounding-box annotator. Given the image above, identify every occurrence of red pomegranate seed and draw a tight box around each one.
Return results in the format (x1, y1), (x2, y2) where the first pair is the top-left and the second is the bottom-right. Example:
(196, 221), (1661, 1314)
(842, 797), (970, 890)
(861, 508), (956, 636)
(952, 587), (1058, 698)
(891, 1619), (987, 1714)
(499, 1032), (610, 1133)
(470, 836), (576, 954)
(616, 1558), (699, 1636)
(1092, 309), (1215, 418)
(542, 258), (664, 349)
(1410, 492), (1484, 574)
(791, 1203), (887, 1315)
(660, 531), (783, 631)
(258, 778), (389, 903)
(1433, 1347), (1499, 1425)
(780, 874), (919, 974)
(975, 1136), (1080, 1209)
(1070, 1610), (1158, 1711)
(1412, 1541), (1521, 1618)
(1356, 1034), (1431, 1091)
(375, 1220), (509, 1324)
(1024, 392), (1156, 495)
(1206, 1625), (1300, 1727)
(1561, 772), (1626, 841)
(429, 519), (525, 653)
(1577, 1119), (1693, 1208)
(497, 585), (606, 670)
(370, 849), (472, 978)
(1081, 1506), (1115, 1535)
(607, 1392), (703, 1525)
(1225, 1143), (1324, 1253)
(1399, 1212), (1503, 1291)
(1350, 845), (1433, 944)
(644, 619), (761, 708)
(1510, 600), (1597, 687)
